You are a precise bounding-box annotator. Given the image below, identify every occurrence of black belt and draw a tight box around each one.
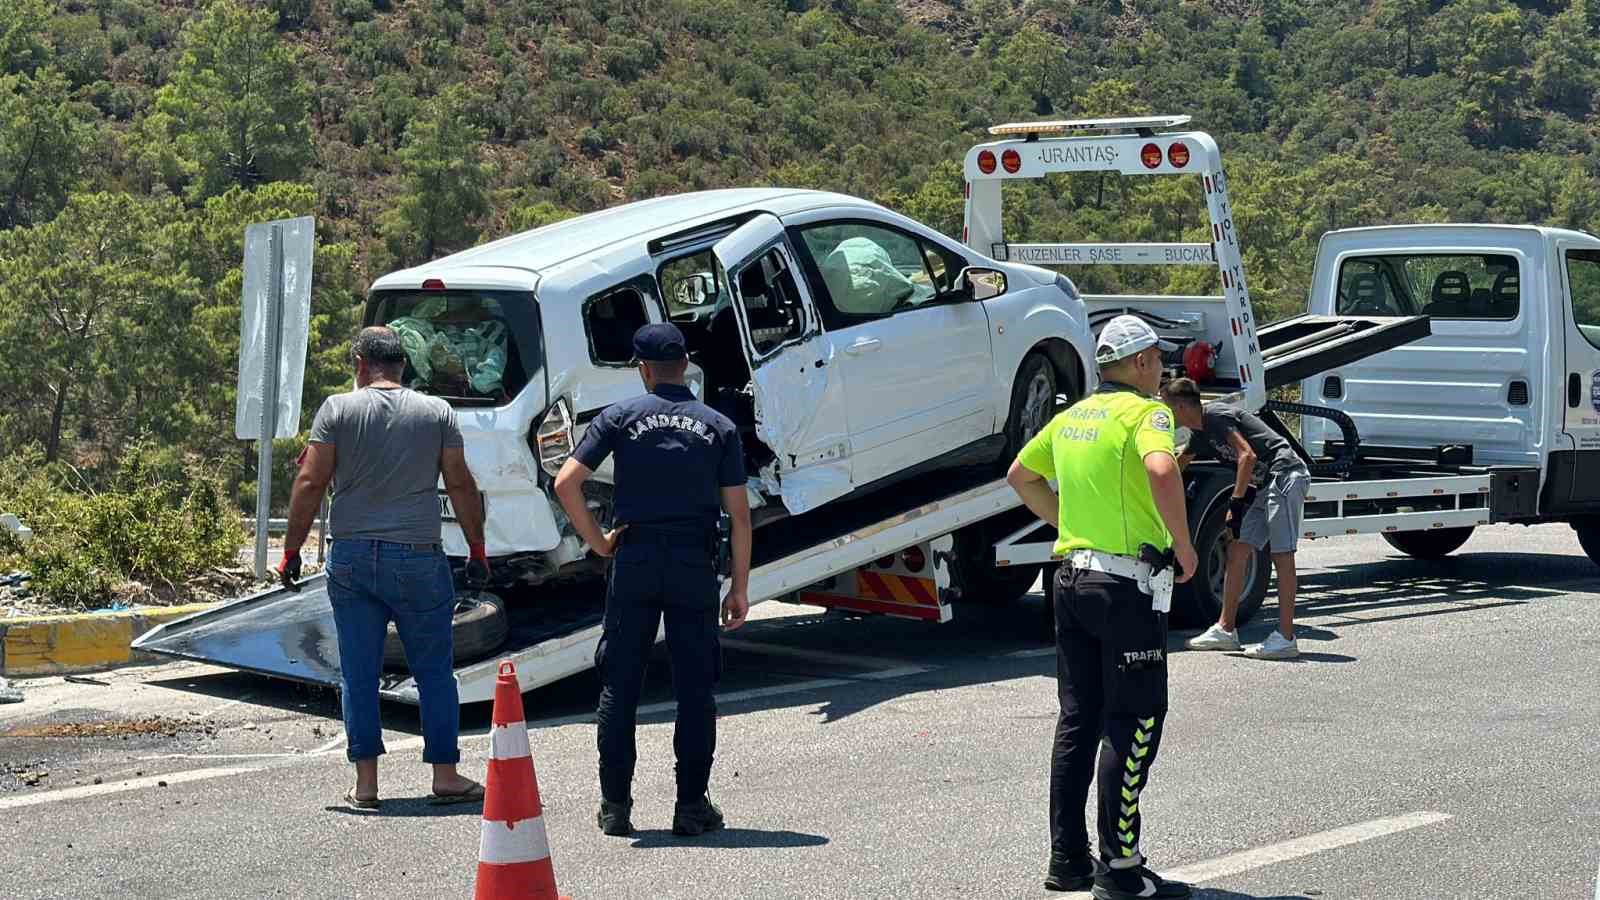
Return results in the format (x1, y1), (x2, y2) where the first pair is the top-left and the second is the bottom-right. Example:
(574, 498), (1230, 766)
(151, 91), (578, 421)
(340, 538), (441, 552)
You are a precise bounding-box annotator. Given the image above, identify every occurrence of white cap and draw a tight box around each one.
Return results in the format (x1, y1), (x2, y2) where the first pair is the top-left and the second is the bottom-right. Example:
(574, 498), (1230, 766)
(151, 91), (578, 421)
(1095, 314), (1178, 364)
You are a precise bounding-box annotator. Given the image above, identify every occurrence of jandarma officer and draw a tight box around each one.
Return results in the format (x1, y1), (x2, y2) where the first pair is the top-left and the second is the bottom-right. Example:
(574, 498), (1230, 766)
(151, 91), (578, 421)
(553, 322), (753, 839)
(1006, 314), (1198, 899)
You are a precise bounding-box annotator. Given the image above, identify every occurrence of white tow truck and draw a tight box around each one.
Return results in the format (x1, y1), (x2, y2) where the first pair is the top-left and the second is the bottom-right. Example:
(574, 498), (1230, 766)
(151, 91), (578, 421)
(136, 116), (1596, 705)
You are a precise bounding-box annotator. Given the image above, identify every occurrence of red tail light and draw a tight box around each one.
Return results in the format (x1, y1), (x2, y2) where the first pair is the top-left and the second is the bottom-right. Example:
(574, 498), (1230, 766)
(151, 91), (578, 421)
(1000, 149), (1022, 174)
(1140, 143), (1162, 169)
(875, 556), (895, 569)
(422, 278), (446, 291)
(1167, 142), (1190, 167)
(901, 546), (926, 573)
(977, 150), (997, 175)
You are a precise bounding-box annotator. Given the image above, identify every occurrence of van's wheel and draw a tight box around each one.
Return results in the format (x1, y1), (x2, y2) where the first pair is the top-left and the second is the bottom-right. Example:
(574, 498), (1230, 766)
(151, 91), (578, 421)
(1171, 483), (1269, 629)
(383, 591), (509, 671)
(950, 519), (1044, 606)
(1381, 527), (1474, 560)
(1004, 352), (1060, 458)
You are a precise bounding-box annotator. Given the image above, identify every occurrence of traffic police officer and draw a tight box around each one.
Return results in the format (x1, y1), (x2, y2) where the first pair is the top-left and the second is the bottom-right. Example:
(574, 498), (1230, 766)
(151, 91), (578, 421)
(1006, 314), (1198, 899)
(554, 322), (753, 839)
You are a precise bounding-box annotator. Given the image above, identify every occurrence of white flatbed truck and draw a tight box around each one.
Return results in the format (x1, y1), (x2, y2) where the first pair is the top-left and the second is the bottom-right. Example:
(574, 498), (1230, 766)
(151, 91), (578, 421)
(136, 116), (1594, 704)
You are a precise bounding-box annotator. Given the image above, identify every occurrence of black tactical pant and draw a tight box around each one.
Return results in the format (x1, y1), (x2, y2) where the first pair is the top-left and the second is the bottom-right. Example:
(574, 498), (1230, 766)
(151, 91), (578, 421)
(595, 529), (722, 805)
(1051, 565), (1170, 869)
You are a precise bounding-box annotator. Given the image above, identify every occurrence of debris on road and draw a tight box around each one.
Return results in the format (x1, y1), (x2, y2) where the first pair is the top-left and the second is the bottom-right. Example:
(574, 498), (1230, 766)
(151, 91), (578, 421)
(64, 675), (110, 686)
(0, 716), (211, 739)
(0, 675), (22, 704)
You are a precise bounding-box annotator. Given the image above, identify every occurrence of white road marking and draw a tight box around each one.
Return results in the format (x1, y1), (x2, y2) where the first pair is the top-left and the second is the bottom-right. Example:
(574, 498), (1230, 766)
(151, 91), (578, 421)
(721, 638), (918, 671)
(311, 735), (347, 755)
(0, 766), (259, 811)
(1164, 811), (1453, 884)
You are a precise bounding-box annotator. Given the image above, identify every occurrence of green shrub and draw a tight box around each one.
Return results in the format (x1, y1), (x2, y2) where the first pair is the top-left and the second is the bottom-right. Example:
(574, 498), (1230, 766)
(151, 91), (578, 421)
(0, 441), (246, 609)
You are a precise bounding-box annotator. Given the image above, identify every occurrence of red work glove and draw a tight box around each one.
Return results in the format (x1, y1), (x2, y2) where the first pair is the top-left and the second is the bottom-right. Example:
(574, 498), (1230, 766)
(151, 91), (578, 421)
(277, 549), (303, 592)
(464, 542), (490, 589)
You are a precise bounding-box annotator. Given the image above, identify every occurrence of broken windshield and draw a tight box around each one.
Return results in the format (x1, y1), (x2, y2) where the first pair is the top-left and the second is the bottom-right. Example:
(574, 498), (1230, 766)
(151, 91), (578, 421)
(365, 289), (542, 407)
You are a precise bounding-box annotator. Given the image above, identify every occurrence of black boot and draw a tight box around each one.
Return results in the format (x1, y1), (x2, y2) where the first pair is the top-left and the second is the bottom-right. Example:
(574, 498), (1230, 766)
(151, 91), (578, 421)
(1092, 864), (1191, 899)
(596, 798), (633, 836)
(1044, 855), (1101, 891)
(671, 794), (725, 837)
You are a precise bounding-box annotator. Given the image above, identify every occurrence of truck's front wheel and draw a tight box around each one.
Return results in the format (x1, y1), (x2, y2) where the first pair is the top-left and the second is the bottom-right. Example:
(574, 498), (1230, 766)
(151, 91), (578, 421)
(1172, 481), (1270, 630)
(1381, 527), (1474, 560)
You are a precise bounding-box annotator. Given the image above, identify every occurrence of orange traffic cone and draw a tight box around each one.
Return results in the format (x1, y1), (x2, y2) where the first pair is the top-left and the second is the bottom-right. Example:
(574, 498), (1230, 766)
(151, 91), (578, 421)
(474, 661), (570, 900)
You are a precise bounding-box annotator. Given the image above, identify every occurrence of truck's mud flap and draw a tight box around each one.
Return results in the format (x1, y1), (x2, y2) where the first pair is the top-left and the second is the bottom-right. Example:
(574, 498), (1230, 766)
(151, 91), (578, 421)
(131, 576), (343, 690)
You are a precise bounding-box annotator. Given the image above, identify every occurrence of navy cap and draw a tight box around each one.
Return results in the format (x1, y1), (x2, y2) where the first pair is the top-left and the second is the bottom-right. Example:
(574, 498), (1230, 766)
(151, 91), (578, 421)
(632, 322), (688, 362)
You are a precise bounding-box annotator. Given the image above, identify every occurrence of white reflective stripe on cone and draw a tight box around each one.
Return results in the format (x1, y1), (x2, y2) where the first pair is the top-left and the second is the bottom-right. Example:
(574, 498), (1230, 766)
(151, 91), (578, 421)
(479, 816), (552, 865)
(490, 721), (531, 761)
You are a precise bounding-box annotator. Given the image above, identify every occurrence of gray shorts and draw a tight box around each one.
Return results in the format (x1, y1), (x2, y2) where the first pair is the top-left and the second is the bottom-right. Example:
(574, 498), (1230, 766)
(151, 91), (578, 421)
(1239, 467), (1311, 554)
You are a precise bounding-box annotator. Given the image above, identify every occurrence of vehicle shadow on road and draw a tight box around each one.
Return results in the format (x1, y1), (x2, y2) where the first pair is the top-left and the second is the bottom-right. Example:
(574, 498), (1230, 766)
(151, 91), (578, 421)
(322, 796), (484, 818)
(627, 827), (828, 850)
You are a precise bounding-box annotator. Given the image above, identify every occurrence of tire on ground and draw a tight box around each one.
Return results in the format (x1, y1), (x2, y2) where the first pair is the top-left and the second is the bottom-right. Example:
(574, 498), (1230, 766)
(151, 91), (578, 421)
(382, 591), (509, 671)
(1171, 473), (1270, 630)
(1381, 527), (1474, 560)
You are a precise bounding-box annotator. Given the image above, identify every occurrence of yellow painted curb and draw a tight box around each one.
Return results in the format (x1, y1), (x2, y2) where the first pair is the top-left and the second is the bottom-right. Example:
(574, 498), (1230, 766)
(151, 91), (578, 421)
(0, 603), (217, 677)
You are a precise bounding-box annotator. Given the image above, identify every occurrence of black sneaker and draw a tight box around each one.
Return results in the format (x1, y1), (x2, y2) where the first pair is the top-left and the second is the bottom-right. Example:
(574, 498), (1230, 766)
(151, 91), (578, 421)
(596, 799), (633, 836)
(1092, 864), (1191, 899)
(1044, 855), (1100, 891)
(671, 794), (725, 837)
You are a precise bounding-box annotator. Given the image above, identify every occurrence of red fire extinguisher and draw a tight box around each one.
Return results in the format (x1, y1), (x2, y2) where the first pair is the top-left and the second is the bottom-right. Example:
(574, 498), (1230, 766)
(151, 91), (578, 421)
(1183, 341), (1216, 382)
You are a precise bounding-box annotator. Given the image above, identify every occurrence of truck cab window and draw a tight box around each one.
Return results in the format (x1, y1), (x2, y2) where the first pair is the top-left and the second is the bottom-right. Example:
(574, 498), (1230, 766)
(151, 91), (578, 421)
(1337, 254), (1519, 321)
(585, 287), (650, 365)
(1566, 250), (1600, 350)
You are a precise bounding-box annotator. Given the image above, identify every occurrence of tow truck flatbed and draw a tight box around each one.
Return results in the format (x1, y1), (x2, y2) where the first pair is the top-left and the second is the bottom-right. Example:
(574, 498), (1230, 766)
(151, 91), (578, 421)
(135, 470), (1032, 705)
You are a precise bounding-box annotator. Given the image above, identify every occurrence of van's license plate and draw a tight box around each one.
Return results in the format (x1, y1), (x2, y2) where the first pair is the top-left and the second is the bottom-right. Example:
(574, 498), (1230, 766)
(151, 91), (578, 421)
(439, 493), (483, 522)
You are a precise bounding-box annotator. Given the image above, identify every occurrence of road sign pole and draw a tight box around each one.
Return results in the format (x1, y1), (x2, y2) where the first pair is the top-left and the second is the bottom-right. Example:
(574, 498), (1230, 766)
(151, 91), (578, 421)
(253, 225), (286, 580)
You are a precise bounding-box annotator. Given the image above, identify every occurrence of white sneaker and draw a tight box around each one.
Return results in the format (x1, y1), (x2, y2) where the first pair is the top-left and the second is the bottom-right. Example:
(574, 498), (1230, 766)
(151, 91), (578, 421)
(1186, 623), (1240, 651)
(1244, 630), (1300, 660)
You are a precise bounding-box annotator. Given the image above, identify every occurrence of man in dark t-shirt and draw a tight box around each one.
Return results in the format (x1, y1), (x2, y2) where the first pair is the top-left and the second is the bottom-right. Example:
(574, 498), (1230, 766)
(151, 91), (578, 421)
(1161, 378), (1311, 659)
(553, 322), (753, 840)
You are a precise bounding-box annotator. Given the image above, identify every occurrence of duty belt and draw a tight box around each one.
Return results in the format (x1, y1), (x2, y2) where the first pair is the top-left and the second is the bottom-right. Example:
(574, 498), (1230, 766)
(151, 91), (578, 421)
(1065, 548), (1175, 614)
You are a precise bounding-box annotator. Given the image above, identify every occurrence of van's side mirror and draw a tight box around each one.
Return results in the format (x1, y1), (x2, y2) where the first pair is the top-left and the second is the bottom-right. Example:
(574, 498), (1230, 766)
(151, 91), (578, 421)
(676, 272), (716, 307)
(960, 267), (1007, 301)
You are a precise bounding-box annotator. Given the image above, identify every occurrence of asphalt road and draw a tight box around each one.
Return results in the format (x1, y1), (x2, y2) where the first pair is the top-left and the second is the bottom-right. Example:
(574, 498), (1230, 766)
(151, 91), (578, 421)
(2, 523), (1599, 899)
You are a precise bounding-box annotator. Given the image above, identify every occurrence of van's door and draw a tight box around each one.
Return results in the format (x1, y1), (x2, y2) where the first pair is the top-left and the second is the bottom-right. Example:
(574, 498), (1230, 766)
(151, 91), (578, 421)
(1555, 246), (1600, 510)
(714, 214), (854, 514)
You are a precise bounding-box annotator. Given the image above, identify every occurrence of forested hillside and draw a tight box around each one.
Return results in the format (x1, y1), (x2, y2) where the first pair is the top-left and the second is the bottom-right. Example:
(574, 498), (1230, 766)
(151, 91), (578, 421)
(2, 0), (1598, 489)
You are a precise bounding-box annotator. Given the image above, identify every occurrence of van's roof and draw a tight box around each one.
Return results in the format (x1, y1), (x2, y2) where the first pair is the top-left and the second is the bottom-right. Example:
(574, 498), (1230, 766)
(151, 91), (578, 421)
(1323, 223), (1600, 244)
(369, 188), (872, 293)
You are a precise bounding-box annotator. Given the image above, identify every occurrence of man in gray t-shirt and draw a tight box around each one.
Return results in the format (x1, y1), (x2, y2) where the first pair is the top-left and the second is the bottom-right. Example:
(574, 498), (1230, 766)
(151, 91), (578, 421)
(1161, 378), (1311, 661)
(280, 326), (489, 809)
(309, 387), (464, 544)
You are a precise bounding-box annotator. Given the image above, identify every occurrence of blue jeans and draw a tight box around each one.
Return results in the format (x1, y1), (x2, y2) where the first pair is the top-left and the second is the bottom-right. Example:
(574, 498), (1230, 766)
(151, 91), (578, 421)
(326, 539), (461, 764)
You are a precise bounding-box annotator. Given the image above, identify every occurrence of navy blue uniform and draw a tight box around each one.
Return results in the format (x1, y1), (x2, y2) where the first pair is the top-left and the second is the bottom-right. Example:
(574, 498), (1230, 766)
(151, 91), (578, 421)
(572, 382), (744, 805)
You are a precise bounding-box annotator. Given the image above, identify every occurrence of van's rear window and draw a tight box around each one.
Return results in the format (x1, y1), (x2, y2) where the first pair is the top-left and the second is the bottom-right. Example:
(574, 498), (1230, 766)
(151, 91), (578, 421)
(365, 289), (541, 407)
(1336, 254), (1519, 321)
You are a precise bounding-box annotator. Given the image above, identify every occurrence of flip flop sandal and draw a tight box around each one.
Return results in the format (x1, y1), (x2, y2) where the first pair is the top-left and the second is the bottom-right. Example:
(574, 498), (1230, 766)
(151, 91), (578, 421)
(344, 789), (381, 810)
(429, 781), (485, 805)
